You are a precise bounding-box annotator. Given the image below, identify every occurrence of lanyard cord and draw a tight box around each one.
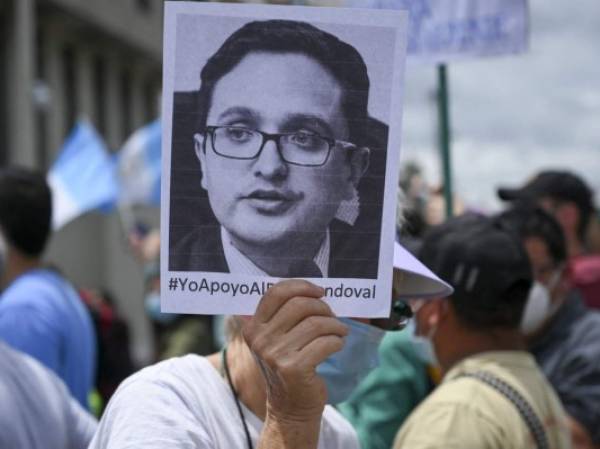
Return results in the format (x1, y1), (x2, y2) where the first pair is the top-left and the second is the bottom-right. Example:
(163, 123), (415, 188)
(222, 346), (254, 449)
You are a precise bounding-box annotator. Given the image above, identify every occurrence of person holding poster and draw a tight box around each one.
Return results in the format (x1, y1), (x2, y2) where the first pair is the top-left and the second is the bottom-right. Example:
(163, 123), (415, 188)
(89, 6), (459, 447)
(88, 240), (452, 449)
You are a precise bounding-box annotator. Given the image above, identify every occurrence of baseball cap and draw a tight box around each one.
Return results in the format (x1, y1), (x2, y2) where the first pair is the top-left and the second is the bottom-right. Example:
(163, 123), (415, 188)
(393, 241), (453, 299)
(497, 170), (593, 218)
(418, 214), (532, 308)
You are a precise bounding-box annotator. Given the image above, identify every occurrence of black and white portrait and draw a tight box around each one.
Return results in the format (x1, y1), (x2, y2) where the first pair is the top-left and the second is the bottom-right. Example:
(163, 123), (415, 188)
(161, 2), (407, 316)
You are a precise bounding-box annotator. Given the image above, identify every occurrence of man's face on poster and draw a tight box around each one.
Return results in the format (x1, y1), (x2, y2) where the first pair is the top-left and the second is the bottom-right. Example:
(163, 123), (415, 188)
(195, 51), (369, 250)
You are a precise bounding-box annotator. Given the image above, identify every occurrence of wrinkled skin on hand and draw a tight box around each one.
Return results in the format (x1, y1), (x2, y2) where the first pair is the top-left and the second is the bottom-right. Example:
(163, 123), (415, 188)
(242, 280), (348, 428)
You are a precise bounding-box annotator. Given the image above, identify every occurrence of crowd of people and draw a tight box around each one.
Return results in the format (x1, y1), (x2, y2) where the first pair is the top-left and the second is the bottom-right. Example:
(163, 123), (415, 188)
(1, 13), (599, 449)
(2, 166), (599, 449)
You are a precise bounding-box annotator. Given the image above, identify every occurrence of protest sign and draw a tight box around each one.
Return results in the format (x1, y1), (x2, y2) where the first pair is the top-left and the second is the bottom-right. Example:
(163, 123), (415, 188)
(161, 2), (408, 317)
(343, 0), (528, 63)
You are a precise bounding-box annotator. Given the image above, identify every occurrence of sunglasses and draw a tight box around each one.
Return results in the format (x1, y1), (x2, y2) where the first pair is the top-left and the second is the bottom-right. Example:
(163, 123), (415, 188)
(370, 298), (414, 331)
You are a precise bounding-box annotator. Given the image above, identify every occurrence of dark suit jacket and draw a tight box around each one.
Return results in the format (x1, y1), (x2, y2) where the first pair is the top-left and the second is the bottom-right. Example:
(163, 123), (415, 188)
(169, 219), (379, 279)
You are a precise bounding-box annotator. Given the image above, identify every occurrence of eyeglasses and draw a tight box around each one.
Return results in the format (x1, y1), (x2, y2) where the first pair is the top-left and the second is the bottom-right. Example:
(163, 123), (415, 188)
(203, 126), (356, 167)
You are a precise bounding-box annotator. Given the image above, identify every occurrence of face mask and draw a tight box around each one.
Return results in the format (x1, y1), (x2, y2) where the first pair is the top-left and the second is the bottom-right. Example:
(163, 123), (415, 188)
(316, 317), (385, 404)
(521, 271), (563, 335)
(406, 319), (438, 366)
(144, 291), (177, 325)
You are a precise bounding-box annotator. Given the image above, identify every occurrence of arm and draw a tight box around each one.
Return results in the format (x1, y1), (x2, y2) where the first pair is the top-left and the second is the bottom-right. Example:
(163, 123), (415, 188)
(242, 280), (349, 449)
(65, 384), (98, 449)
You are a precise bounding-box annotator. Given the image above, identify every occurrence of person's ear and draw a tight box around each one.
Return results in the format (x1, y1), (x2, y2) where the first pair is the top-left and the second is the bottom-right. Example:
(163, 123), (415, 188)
(348, 146), (370, 187)
(427, 298), (450, 328)
(194, 133), (208, 190)
(341, 147), (370, 201)
(425, 300), (441, 329)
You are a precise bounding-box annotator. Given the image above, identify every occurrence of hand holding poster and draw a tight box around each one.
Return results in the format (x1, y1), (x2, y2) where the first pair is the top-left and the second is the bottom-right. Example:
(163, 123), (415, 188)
(161, 2), (408, 317)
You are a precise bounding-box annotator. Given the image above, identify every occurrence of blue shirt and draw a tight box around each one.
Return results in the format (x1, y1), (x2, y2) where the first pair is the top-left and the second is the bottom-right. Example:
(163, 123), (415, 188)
(0, 269), (96, 408)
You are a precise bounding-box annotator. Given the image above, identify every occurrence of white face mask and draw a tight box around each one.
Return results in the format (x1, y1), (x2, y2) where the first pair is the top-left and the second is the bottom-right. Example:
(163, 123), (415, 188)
(521, 271), (562, 335)
(406, 319), (439, 366)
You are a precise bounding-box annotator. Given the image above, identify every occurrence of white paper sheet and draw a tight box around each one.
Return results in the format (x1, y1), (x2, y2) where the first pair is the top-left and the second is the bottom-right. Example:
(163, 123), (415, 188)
(161, 1), (408, 317)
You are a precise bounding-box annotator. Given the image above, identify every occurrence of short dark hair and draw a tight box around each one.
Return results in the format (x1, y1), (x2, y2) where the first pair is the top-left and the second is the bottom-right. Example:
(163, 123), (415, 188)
(197, 19), (370, 147)
(0, 167), (52, 257)
(495, 204), (567, 267)
(419, 214), (532, 331)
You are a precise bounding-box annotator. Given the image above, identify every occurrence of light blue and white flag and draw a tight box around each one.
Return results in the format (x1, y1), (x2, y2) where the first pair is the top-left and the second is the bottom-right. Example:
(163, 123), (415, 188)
(343, 0), (529, 63)
(117, 119), (161, 206)
(48, 121), (118, 230)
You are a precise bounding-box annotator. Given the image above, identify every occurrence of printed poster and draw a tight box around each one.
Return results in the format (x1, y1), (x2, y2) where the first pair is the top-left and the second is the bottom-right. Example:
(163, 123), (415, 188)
(161, 1), (408, 317)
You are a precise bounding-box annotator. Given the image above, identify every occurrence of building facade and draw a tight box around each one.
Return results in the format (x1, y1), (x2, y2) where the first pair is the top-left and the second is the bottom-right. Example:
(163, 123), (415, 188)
(0, 0), (163, 364)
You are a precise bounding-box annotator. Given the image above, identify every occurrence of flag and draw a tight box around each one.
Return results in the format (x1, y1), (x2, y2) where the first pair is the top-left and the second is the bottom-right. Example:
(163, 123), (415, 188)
(117, 119), (161, 206)
(47, 120), (118, 230)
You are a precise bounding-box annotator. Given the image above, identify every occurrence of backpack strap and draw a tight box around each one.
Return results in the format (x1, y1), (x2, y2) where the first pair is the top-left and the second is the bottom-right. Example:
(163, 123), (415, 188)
(458, 370), (549, 449)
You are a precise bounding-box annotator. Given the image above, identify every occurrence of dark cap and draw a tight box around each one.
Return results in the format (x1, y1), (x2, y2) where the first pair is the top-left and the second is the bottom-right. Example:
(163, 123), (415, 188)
(497, 171), (594, 218)
(419, 214), (532, 310)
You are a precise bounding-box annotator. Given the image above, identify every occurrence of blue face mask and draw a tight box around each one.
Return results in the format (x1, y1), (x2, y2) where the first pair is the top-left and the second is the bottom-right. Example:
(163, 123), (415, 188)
(316, 318), (385, 404)
(405, 319), (438, 366)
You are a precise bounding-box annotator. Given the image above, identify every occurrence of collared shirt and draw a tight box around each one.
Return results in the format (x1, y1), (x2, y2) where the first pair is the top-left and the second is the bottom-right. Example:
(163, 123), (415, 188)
(221, 227), (330, 277)
(394, 351), (571, 449)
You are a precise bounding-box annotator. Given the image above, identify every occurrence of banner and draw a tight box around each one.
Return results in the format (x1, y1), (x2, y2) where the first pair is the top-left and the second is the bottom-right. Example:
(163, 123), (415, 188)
(343, 0), (529, 63)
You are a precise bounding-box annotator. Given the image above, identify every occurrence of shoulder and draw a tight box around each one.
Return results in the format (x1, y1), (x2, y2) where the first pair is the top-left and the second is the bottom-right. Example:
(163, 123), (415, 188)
(0, 270), (58, 306)
(571, 308), (600, 341)
(546, 300), (600, 370)
(0, 341), (62, 389)
(394, 380), (506, 449)
(0, 269), (82, 310)
(91, 355), (218, 448)
(113, 354), (218, 405)
(0, 342), (93, 426)
(169, 226), (228, 272)
(0, 271), (70, 335)
(328, 220), (378, 279)
(320, 406), (360, 449)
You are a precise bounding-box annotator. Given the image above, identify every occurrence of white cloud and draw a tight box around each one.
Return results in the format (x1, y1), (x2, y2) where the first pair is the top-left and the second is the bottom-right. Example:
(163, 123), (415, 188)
(399, 0), (600, 214)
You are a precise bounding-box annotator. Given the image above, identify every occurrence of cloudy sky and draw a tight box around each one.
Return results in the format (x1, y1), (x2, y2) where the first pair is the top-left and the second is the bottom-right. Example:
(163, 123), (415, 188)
(400, 0), (600, 212)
